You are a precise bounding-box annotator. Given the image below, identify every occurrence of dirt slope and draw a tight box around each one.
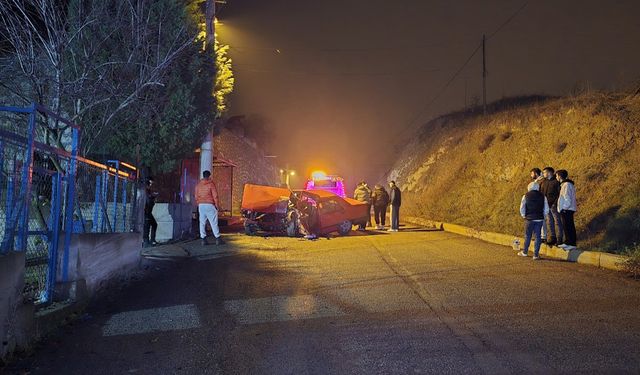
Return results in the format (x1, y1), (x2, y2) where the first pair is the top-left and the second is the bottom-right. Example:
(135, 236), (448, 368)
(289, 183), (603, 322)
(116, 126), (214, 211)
(389, 93), (640, 253)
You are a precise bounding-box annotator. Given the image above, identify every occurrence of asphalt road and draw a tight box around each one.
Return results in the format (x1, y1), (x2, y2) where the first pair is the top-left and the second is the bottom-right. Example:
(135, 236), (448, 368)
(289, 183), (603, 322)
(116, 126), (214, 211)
(6, 225), (640, 374)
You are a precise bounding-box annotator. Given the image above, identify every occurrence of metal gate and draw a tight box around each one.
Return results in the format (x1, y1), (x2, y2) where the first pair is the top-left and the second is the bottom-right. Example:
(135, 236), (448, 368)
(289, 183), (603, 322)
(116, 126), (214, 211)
(1, 104), (137, 305)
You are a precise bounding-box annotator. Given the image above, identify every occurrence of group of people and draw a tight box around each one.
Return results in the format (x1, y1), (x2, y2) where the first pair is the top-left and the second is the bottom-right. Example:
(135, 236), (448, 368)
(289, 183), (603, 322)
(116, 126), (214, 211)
(353, 180), (402, 232)
(517, 167), (577, 260)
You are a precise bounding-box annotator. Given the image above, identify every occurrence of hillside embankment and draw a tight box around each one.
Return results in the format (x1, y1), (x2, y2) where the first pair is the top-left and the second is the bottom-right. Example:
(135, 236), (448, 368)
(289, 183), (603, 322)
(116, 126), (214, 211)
(389, 93), (640, 253)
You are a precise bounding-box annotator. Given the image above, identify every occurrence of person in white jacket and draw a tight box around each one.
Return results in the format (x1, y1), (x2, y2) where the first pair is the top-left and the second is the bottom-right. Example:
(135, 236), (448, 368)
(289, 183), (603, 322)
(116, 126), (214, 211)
(555, 170), (577, 250)
(517, 181), (550, 260)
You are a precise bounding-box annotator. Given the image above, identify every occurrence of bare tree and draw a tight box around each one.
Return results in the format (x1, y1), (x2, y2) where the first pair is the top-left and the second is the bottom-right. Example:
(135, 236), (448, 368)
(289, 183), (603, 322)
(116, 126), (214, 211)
(0, 0), (195, 155)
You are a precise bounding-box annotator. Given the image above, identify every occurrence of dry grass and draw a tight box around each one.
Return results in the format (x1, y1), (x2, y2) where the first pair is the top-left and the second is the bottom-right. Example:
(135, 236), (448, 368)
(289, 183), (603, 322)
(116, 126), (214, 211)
(389, 93), (640, 253)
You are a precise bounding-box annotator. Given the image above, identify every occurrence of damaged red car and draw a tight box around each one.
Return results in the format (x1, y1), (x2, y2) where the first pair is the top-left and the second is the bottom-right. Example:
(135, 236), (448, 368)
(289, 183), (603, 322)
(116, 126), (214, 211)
(241, 184), (369, 236)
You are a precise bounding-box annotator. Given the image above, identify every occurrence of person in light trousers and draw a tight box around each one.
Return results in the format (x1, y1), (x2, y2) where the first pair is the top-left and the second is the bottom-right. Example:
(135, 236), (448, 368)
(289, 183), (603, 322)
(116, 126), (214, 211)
(195, 170), (225, 245)
(556, 169), (577, 250)
(518, 181), (549, 260)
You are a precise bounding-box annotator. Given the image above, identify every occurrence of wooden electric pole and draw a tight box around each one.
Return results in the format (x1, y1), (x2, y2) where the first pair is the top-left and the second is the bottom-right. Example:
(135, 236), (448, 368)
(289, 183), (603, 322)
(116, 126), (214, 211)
(482, 34), (487, 115)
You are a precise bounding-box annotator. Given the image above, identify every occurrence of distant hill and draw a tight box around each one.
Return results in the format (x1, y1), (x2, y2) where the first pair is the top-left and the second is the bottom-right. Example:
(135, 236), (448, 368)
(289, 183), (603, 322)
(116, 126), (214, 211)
(388, 93), (640, 253)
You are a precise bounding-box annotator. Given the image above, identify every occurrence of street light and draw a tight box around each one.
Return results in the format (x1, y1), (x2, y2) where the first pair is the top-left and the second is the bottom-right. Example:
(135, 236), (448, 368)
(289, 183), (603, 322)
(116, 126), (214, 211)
(280, 167), (295, 188)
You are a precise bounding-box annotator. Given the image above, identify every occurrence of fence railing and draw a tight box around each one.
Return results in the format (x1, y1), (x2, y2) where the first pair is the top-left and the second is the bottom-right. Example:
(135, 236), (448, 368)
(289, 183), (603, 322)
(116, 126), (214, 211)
(0, 104), (138, 304)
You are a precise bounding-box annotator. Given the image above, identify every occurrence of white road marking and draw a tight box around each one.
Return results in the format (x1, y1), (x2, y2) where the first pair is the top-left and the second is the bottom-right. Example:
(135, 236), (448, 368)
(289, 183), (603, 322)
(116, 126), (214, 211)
(224, 295), (346, 325)
(102, 304), (201, 337)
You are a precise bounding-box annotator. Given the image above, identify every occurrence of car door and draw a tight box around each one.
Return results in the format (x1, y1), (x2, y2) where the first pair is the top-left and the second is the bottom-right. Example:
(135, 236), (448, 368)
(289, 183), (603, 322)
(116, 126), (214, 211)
(317, 197), (346, 230)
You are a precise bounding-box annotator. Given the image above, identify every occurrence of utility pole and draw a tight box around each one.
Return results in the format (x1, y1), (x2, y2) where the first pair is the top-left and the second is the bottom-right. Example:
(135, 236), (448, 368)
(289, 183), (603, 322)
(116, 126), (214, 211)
(482, 34), (487, 115)
(200, 0), (216, 176)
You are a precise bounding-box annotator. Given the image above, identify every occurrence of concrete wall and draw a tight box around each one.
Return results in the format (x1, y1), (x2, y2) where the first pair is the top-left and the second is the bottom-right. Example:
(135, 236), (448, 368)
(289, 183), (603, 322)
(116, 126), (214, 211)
(152, 203), (193, 242)
(0, 252), (25, 360)
(57, 232), (142, 296)
(1, 232), (142, 361)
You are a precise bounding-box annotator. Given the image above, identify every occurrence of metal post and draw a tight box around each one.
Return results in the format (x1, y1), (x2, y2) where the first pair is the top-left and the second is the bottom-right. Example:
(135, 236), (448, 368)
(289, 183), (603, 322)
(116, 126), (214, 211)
(122, 178), (127, 232)
(45, 172), (62, 303)
(112, 161), (119, 232)
(1, 157), (17, 252)
(130, 177), (138, 233)
(101, 170), (108, 232)
(17, 103), (37, 251)
(93, 174), (101, 232)
(230, 166), (234, 217)
(61, 127), (79, 282)
(0, 140), (3, 186)
(181, 167), (187, 203)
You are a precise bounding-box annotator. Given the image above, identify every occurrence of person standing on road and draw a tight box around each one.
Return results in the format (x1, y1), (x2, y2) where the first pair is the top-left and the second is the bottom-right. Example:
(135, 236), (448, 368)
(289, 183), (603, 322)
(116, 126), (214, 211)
(371, 184), (390, 230)
(353, 181), (372, 231)
(539, 167), (562, 246)
(143, 177), (159, 247)
(388, 181), (401, 232)
(530, 167), (546, 240)
(530, 168), (544, 184)
(518, 181), (549, 260)
(556, 170), (577, 251)
(195, 170), (225, 246)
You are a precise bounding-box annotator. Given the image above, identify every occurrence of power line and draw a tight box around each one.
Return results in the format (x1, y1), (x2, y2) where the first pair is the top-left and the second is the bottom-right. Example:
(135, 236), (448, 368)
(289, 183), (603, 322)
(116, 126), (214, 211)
(487, 1), (529, 40)
(227, 40), (475, 54)
(231, 65), (444, 77)
(393, 1), (530, 142)
(394, 43), (482, 140)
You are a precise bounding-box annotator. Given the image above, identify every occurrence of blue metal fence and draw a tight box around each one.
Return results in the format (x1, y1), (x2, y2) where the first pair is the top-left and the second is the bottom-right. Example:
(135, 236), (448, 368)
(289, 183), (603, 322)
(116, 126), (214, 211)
(0, 104), (137, 304)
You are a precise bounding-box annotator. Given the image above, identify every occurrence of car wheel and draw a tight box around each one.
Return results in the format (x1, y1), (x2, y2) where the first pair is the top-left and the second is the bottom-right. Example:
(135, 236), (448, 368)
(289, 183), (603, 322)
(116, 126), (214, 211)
(337, 220), (352, 236)
(244, 221), (258, 236)
(286, 212), (299, 237)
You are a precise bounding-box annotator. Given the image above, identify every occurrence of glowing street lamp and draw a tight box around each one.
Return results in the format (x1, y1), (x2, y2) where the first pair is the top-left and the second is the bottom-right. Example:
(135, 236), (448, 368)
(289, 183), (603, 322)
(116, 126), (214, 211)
(280, 167), (295, 188)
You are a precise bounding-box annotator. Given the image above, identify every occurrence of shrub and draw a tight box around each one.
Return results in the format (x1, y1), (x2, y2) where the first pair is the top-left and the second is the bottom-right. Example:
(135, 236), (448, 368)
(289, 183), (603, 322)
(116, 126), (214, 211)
(621, 244), (640, 279)
(478, 134), (495, 152)
(555, 142), (568, 153)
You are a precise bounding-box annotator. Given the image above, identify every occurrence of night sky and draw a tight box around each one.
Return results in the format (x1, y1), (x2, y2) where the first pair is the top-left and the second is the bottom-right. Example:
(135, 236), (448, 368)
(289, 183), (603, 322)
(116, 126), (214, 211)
(218, 0), (640, 188)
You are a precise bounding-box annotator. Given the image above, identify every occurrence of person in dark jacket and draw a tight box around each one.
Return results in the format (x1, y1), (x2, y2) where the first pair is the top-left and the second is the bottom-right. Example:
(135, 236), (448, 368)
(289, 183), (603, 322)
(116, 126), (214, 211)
(353, 181), (372, 231)
(143, 177), (159, 247)
(518, 181), (550, 260)
(370, 184), (390, 230)
(539, 166), (562, 246)
(388, 181), (401, 232)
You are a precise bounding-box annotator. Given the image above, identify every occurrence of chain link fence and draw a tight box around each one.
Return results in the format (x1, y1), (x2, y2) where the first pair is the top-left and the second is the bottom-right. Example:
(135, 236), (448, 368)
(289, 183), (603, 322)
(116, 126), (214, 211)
(74, 160), (136, 234)
(0, 104), (138, 304)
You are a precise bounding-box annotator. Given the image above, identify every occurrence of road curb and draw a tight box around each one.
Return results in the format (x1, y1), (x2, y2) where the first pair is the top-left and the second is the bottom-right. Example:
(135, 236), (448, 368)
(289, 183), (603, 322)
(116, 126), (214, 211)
(403, 216), (628, 272)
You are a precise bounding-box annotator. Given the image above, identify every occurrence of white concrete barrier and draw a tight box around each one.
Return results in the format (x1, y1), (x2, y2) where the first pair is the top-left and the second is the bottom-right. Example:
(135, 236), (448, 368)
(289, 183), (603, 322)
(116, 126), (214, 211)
(152, 203), (193, 242)
(404, 216), (628, 272)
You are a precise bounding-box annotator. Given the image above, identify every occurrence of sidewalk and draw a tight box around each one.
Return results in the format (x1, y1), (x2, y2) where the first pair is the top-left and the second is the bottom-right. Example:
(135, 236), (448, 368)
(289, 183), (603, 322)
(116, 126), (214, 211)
(141, 234), (289, 261)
